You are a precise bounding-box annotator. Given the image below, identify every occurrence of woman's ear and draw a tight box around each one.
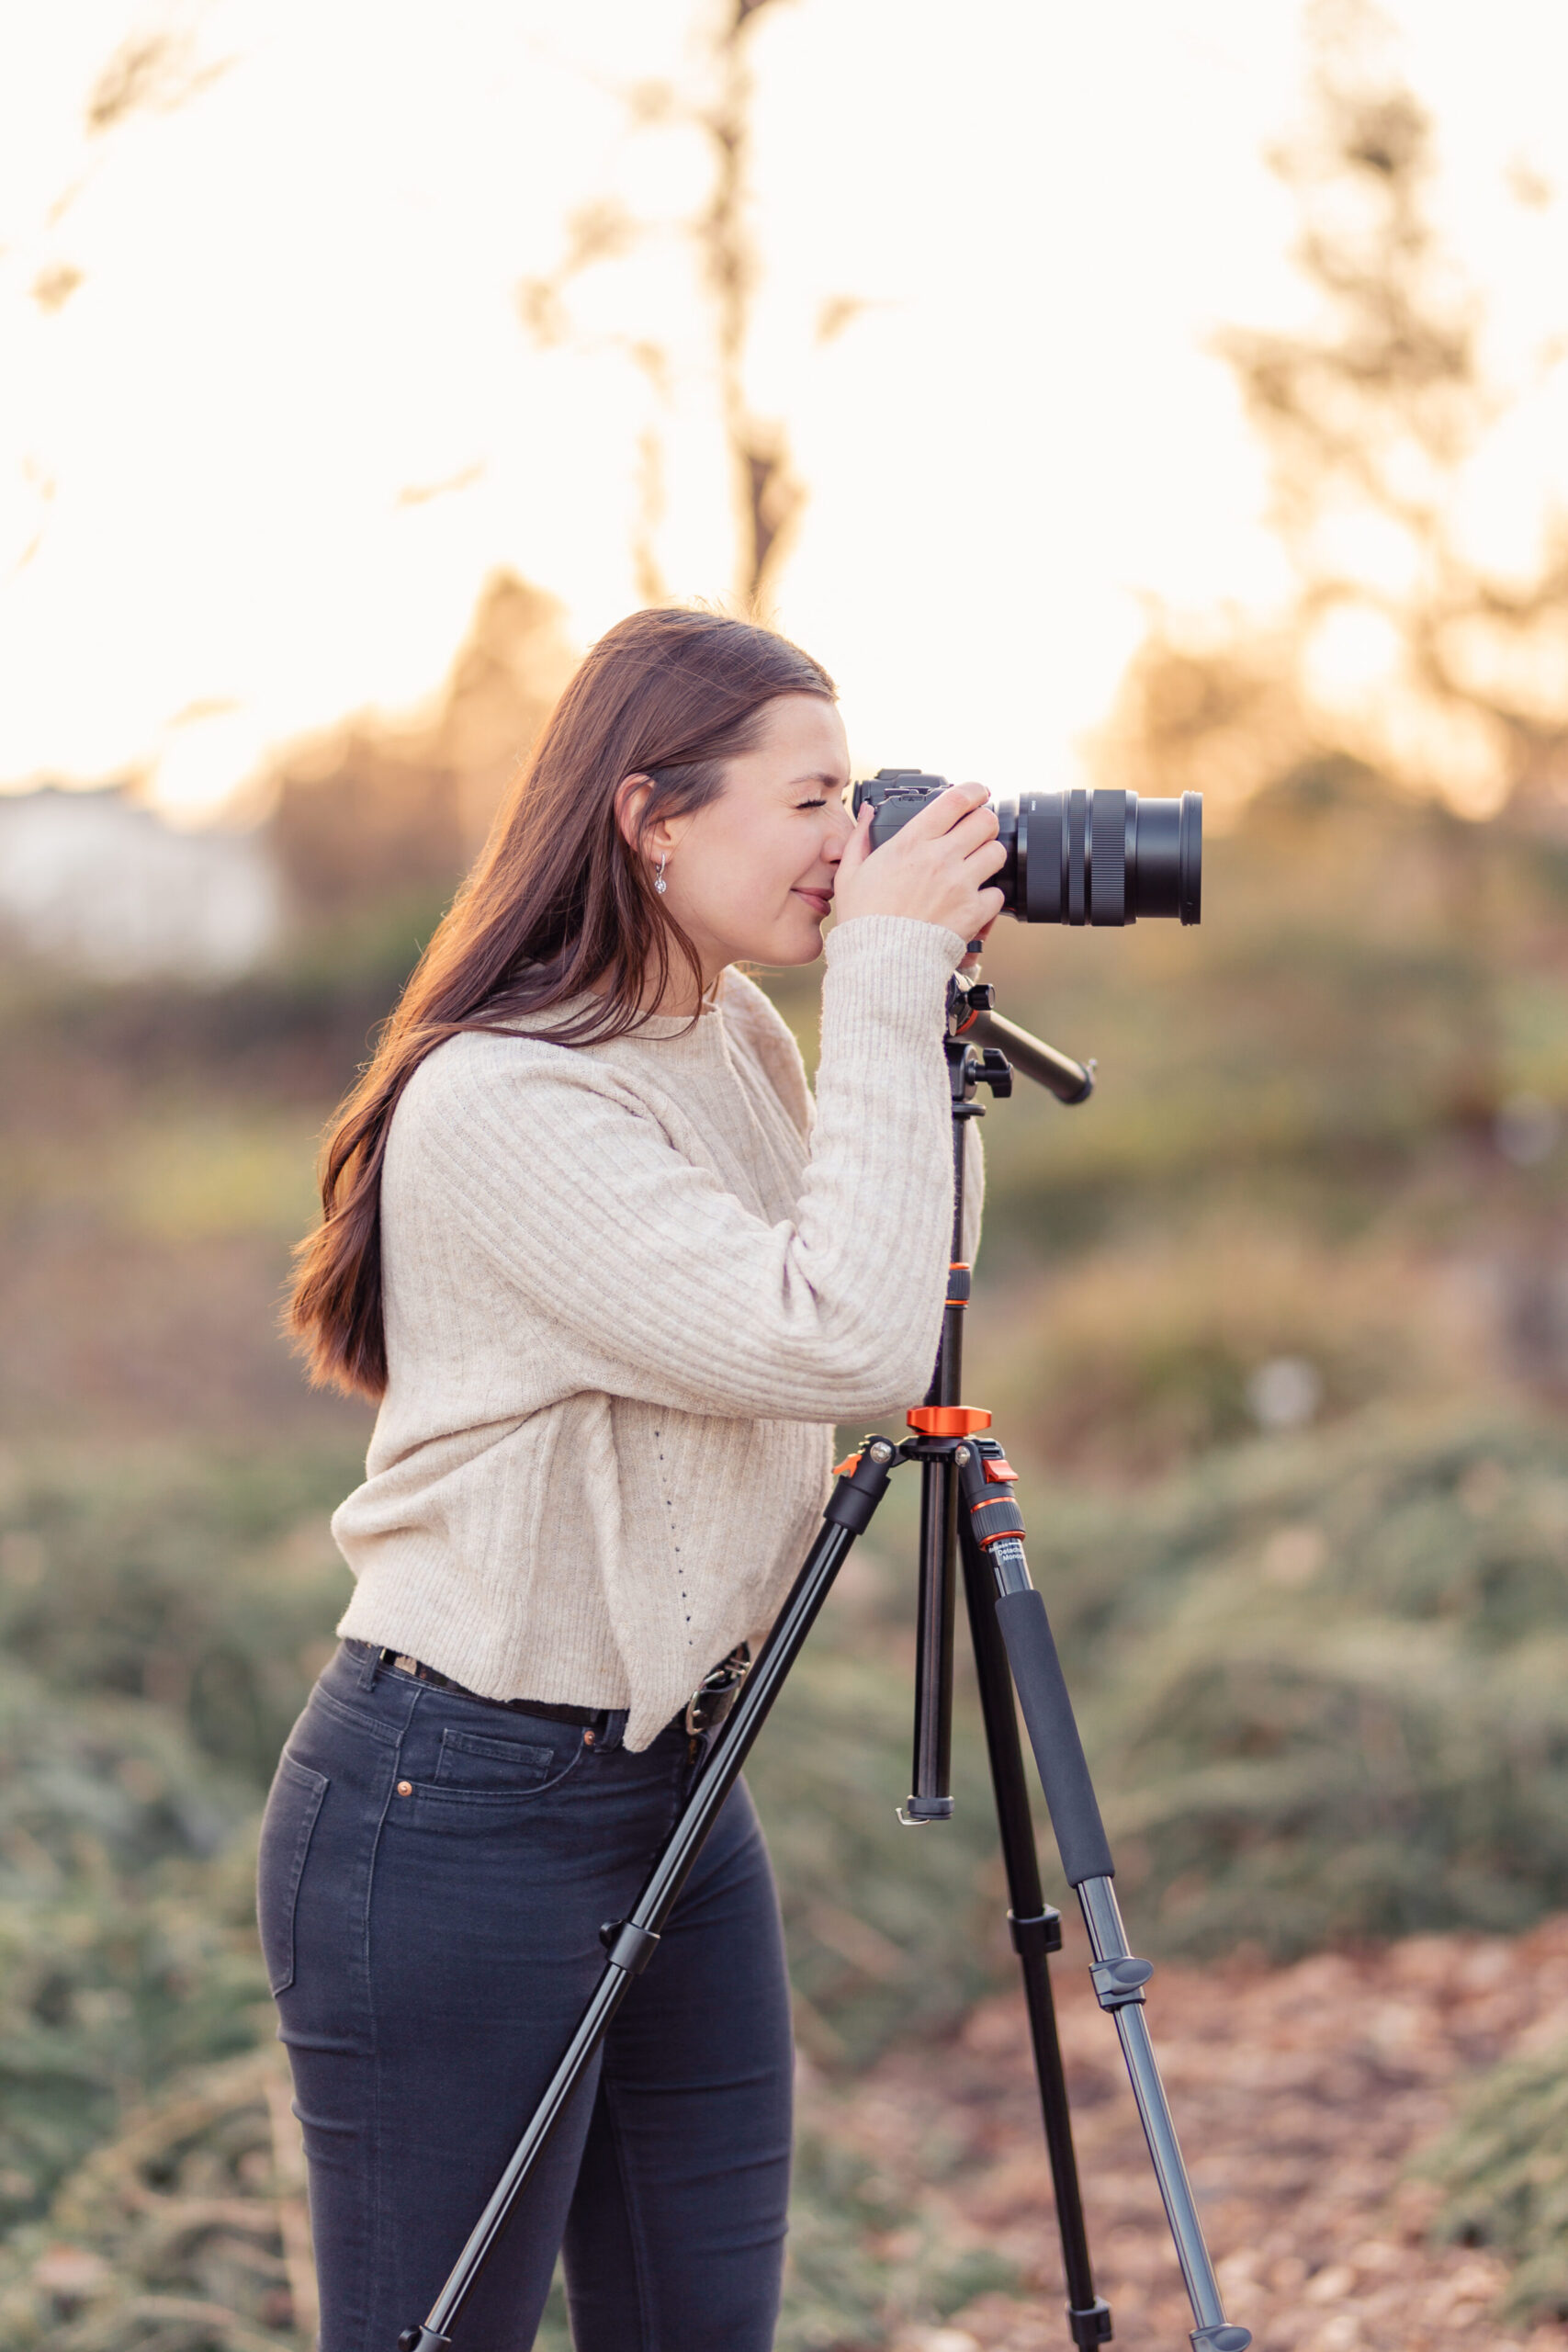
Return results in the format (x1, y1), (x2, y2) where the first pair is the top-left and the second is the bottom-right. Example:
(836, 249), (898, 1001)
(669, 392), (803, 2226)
(615, 775), (693, 863)
(614, 774), (653, 852)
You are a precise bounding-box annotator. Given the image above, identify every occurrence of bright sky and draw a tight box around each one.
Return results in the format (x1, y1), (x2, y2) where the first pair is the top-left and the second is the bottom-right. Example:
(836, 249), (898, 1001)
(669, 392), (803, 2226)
(5, 0), (1568, 820)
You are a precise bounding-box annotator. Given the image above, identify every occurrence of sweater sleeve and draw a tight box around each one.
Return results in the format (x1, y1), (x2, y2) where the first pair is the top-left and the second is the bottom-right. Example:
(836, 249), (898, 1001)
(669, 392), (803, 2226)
(402, 917), (966, 1422)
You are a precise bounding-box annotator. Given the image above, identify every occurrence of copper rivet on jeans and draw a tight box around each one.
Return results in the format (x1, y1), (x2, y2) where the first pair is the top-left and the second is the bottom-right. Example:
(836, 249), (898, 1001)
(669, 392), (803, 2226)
(582, 1730), (594, 1747)
(396, 1780), (412, 1796)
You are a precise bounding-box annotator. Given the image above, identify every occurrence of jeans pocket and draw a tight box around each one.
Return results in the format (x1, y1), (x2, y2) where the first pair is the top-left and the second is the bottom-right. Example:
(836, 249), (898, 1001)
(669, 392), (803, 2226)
(257, 1750), (329, 1996)
(434, 1727), (558, 1791)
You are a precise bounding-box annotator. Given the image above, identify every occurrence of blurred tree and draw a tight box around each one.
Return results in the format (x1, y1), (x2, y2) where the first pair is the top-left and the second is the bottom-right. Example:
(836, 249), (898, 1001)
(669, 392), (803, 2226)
(267, 571), (574, 922)
(698, 0), (807, 611)
(1097, 1), (1568, 1152)
(515, 0), (809, 616)
(1096, 627), (1316, 813)
(1214, 0), (1568, 817)
(1107, 1), (1568, 828)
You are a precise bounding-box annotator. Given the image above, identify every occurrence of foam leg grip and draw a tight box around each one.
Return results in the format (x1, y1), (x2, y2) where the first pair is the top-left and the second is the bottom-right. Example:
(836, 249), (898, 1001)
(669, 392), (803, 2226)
(994, 1589), (1114, 1886)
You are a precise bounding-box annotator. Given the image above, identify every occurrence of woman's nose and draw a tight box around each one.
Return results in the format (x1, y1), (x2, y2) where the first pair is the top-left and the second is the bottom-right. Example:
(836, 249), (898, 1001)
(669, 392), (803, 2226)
(823, 803), (855, 863)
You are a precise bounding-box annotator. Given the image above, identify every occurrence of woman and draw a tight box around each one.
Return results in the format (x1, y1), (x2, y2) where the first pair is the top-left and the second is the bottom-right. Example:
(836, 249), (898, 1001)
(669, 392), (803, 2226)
(264, 606), (1005, 2351)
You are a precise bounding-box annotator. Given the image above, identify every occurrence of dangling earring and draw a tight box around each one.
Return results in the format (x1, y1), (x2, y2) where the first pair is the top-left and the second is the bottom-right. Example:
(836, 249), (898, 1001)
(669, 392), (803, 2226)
(654, 854), (668, 896)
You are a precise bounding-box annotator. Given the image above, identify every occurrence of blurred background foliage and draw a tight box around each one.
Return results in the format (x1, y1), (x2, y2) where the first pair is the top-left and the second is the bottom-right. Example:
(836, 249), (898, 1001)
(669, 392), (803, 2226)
(2, 737), (1565, 2336)
(1424, 2035), (1568, 2324)
(3, 9), (1568, 2346)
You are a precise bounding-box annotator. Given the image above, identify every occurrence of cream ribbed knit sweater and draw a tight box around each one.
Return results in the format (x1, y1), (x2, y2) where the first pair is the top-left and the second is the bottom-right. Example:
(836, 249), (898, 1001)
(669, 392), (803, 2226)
(333, 914), (982, 1749)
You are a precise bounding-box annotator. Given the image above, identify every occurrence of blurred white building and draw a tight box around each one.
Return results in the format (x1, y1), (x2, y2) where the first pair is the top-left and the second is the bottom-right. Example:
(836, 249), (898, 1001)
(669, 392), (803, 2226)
(0, 787), (282, 981)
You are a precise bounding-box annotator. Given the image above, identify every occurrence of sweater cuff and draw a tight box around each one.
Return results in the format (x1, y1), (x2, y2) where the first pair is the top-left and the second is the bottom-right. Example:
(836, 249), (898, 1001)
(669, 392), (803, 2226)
(820, 914), (965, 1047)
(824, 914), (967, 975)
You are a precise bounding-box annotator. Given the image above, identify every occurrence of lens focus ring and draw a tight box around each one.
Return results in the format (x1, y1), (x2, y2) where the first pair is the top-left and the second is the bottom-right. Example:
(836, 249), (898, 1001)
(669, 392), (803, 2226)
(1089, 791), (1126, 925)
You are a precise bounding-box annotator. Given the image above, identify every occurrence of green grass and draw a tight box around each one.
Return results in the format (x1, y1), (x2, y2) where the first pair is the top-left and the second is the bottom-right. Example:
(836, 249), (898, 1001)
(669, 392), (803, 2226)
(1, 770), (1566, 2333)
(1421, 2040), (1568, 2324)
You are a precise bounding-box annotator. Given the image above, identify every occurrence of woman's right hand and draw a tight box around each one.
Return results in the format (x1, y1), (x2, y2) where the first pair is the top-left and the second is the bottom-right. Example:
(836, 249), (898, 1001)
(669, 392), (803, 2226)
(830, 782), (1007, 943)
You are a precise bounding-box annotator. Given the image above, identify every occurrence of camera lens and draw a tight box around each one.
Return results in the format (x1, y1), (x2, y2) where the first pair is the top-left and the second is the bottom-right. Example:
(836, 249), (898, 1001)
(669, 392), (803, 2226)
(853, 774), (1201, 927)
(997, 788), (1201, 927)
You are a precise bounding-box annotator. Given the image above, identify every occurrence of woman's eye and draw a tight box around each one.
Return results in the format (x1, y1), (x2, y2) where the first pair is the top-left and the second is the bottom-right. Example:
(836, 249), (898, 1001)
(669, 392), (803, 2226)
(796, 797), (827, 810)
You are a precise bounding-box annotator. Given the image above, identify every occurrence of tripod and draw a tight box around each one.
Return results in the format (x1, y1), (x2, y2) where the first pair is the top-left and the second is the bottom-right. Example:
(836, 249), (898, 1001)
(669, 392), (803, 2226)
(399, 978), (1251, 2352)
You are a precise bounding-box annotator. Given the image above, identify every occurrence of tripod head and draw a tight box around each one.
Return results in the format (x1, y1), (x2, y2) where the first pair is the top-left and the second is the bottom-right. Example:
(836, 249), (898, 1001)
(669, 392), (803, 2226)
(947, 976), (1096, 1107)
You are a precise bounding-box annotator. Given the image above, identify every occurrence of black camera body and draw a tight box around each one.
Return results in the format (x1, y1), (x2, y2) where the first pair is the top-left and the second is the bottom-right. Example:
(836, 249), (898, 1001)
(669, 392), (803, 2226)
(851, 772), (1201, 927)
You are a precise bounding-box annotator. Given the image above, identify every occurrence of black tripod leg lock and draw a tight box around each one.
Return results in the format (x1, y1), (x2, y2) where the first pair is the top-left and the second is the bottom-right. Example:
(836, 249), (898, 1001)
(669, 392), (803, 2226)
(600, 1919), (660, 1974)
(824, 1439), (896, 1533)
(1008, 1905), (1063, 1959)
(398, 2330), (452, 2351)
(1067, 2298), (1114, 2348)
(1089, 1954), (1154, 2009)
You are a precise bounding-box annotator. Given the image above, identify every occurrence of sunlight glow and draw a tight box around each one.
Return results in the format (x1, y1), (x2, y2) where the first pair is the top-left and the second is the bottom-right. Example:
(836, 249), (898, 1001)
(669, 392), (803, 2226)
(5, 2), (1568, 818)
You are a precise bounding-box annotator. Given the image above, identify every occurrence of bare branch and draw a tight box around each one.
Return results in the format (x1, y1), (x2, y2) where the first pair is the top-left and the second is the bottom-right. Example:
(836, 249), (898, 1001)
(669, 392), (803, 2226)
(87, 31), (231, 134)
(508, 1), (825, 611)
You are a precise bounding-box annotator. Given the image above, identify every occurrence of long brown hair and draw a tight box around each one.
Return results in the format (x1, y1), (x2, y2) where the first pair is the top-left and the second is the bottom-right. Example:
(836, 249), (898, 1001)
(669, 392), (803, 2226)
(287, 606), (836, 1400)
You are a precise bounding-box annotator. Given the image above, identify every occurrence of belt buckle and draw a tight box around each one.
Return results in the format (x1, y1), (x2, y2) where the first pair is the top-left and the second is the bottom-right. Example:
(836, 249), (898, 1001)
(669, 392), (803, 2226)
(683, 1643), (751, 1737)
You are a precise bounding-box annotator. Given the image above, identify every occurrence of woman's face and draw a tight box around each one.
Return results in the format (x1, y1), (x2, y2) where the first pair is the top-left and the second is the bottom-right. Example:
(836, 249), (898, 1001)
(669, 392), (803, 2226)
(642, 694), (854, 988)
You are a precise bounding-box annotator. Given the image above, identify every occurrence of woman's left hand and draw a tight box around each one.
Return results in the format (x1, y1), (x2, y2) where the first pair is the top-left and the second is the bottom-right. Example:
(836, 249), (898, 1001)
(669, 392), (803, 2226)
(953, 782), (997, 970)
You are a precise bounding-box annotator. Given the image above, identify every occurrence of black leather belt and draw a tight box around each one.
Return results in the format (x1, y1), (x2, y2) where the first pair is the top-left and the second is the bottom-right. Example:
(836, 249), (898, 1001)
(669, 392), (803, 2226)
(370, 1642), (751, 1737)
(376, 1650), (600, 1724)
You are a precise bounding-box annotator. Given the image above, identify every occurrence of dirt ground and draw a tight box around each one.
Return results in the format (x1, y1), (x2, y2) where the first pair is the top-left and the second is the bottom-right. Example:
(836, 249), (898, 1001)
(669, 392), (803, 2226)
(797, 1914), (1568, 2352)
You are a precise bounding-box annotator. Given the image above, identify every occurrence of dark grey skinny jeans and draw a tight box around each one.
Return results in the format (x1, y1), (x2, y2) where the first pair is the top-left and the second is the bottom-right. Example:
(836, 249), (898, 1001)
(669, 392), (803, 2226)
(256, 1639), (794, 2351)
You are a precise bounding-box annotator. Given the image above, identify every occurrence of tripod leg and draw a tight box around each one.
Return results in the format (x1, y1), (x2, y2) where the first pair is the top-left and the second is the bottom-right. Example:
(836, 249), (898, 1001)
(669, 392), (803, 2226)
(396, 1441), (899, 2352)
(959, 1517), (1111, 2351)
(901, 1454), (957, 1821)
(902, 1103), (976, 1824)
(954, 1440), (1251, 2352)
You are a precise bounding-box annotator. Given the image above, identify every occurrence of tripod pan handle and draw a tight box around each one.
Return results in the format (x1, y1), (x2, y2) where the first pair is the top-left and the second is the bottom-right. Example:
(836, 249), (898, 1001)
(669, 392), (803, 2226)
(967, 1011), (1094, 1104)
(994, 1589), (1114, 1885)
